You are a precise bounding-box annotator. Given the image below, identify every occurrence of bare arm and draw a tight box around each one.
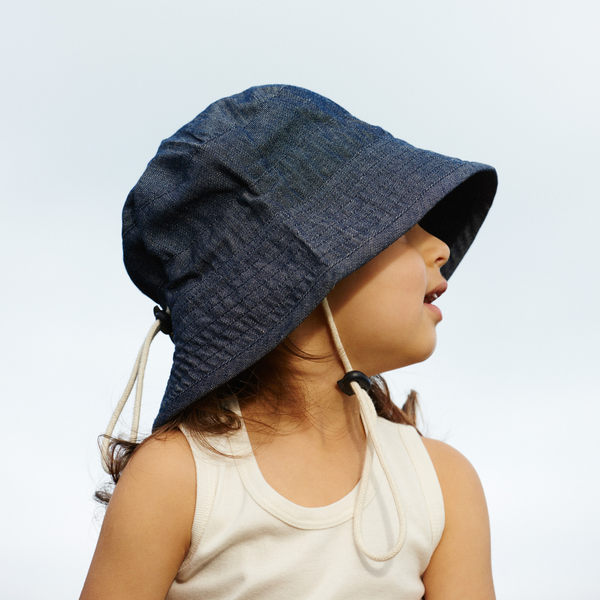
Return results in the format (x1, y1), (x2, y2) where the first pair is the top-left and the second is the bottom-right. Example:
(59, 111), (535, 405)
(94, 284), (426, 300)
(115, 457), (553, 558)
(421, 438), (496, 600)
(80, 431), (196, 600)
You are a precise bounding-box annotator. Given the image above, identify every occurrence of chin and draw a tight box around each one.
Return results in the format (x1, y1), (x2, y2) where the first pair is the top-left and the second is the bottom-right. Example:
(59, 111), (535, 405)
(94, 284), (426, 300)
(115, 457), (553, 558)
(412, 348), (436, 366)
(396, 338), (438, 370)
(417, 342), (437, 365)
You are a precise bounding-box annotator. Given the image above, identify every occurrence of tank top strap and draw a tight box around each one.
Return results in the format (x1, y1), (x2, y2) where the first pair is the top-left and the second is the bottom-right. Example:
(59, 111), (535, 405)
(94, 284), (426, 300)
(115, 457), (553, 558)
(396, 424), (445, 551)
(177, 426), (219, 572)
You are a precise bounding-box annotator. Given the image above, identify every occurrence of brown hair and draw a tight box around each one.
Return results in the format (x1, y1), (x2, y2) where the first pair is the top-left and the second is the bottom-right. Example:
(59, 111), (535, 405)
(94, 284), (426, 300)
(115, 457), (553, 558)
(96, 337), (420, 505)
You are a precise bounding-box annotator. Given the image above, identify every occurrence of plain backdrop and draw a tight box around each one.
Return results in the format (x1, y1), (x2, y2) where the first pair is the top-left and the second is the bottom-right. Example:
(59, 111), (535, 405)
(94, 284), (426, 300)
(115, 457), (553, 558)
(1, 0), (599, 598)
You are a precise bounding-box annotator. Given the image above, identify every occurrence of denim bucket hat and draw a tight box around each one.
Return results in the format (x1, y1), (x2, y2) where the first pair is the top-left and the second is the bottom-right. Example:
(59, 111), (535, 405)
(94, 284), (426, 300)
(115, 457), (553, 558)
(120, 84), (497, 431)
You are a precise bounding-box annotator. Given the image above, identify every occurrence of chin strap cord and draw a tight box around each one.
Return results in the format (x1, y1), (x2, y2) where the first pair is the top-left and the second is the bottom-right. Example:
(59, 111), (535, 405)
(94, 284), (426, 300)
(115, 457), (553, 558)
(321, 297), (407, 562)
(101, 309), (169, 473)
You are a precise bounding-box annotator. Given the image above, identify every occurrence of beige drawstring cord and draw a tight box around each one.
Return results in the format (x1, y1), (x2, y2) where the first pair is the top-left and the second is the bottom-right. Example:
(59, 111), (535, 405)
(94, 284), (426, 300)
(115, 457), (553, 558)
(101, 317), (162, 473)
(321, 297), (407, 562)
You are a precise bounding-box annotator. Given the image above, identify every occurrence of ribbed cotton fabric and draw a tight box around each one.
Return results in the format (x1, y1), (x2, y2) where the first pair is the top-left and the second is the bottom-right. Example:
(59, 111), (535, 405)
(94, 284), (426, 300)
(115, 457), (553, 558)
(167, 411), (445, 599)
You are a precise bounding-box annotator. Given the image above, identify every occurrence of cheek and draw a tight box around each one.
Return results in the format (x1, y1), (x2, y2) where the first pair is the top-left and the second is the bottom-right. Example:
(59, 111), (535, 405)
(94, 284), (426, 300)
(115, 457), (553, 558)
(370, 257), (427, 340)
(334, 252), (428, 352)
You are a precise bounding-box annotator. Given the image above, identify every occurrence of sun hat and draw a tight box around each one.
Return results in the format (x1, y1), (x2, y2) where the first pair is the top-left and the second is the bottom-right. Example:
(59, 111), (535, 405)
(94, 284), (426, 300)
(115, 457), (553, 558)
(102, 84), (497, 562)
(118, 84), (497, 433)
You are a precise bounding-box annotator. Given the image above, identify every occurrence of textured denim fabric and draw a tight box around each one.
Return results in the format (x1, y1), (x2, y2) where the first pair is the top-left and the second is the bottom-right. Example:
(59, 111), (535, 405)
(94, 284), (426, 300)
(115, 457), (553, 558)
(122, 85), (497, 428)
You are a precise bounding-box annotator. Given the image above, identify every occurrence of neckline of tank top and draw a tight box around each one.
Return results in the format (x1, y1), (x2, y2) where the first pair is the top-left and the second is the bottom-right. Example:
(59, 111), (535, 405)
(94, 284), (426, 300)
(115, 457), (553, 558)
(228, 399), (383, 530)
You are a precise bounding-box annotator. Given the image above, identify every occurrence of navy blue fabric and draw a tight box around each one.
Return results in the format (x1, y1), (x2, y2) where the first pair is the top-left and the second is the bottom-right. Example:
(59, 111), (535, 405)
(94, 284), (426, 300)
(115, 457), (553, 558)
(122, 85), (497, 429)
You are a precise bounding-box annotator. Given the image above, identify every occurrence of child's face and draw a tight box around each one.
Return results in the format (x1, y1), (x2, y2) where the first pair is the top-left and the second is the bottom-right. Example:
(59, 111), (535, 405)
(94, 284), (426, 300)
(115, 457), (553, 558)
(327, 224), (450, 376)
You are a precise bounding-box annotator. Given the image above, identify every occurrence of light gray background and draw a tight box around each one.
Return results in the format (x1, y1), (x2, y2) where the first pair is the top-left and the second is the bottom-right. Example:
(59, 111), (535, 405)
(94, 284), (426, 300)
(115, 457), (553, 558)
(1, 0), (599, 598)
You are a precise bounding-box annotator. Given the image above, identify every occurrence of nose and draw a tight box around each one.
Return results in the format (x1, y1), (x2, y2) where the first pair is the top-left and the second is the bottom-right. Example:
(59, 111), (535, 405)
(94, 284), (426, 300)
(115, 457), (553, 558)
(409, 224), (451, 269)
(418, 224), (450, 269)
(434, 238), (450, 269)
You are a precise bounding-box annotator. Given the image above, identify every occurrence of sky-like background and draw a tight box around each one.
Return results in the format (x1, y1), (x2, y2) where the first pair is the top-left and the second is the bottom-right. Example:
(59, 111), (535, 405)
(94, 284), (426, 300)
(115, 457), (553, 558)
(1, 0), (599, 598)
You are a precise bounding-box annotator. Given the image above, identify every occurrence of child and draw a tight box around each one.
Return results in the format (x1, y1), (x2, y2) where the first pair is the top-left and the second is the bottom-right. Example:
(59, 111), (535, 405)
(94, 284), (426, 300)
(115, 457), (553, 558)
(81, 85), (498, 599)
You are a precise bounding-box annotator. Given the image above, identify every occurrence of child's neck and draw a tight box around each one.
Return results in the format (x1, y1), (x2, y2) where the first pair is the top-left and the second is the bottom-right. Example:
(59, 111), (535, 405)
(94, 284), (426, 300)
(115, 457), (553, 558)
(240, 357), (368, 508)
(240, 385), (367, 507)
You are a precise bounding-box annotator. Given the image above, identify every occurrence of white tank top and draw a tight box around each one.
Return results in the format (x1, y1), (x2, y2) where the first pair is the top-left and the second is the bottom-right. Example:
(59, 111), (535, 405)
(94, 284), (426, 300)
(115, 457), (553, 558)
(167, 412), (444, 599)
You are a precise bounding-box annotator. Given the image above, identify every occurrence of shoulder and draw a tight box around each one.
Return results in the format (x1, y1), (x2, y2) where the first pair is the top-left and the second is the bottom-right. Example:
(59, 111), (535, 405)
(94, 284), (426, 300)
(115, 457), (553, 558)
(112, 429), (197, 544)
(419, 437), (496, 599)
(124, 428), (196, 486)
(80, 430), (197, 599)
(109, 428), (197, 549)
(420, 437), (488, 530)
(420, 437), (483, 492)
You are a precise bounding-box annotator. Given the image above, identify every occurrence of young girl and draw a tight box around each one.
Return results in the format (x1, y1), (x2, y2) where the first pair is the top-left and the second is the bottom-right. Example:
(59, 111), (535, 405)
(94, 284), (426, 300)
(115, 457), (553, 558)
(81, 85), (498, 599)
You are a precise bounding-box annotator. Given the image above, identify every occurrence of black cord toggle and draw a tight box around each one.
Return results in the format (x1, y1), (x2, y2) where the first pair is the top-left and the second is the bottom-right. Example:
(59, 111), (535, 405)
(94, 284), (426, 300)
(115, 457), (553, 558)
(337, 370), (372, 396)
(153, 306), (173, 335)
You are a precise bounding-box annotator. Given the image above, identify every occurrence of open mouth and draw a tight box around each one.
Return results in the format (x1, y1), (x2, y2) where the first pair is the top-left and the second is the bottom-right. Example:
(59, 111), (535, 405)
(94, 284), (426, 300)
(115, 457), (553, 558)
(423, 281), (448, 304)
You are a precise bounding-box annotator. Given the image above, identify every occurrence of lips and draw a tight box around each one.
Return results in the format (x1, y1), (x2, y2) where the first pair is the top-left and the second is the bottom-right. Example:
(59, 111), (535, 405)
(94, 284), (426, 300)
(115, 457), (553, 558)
(424, 280), (448, 305)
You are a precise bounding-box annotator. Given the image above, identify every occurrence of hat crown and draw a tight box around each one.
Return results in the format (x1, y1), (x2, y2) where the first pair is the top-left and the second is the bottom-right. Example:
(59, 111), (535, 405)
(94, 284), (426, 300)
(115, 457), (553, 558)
(123, 85), (390, 307)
